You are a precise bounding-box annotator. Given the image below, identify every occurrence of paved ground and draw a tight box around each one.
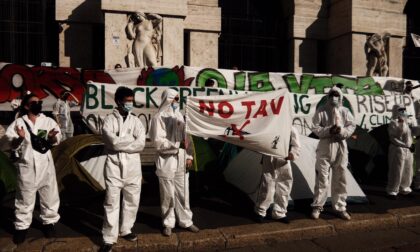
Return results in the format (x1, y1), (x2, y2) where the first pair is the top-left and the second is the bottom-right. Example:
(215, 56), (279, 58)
(1, 170), (420, 251)
(222, 226), (420, 252)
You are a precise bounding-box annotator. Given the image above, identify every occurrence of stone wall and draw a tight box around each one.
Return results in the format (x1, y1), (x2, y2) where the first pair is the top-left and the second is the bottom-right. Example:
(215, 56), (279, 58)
(56, 0), (220, 69)
(291, 0), (407, 77)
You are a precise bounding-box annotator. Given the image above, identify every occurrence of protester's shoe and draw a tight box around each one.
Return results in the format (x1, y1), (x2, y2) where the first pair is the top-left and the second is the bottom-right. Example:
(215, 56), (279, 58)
(43, 224), (56, 238)
(337, 211), (351, 221)
(253, 213), (265, 223)
(99, 243), (113, 252)
(121, 233), (137, 242)
(186, 225), (200, 233)
(162, 227), (172, 237)
(311, 208), (321, 220)
(400, 189), (413, 196)
(13, 229), (28, 244)
(276, 216), (290, 224)
(386, 194), (398, 200)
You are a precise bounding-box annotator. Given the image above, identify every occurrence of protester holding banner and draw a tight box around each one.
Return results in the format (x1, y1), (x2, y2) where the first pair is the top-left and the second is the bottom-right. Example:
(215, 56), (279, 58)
(149, 89), (199, 237)
(5, 93), (61, 244)
(52, 91), (79, 141)
(310, 86), (356, 221)
(254, 126), (301, 223)
(100, 87), (146, 252)
(386, 105), (414, 199)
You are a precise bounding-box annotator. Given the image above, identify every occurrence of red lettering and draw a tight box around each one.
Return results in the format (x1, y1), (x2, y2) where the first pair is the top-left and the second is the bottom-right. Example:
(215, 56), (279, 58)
(241, 101), (256, 119)
(253, 100), (268, 118)
(199, 100), (214, 116)
(231, 120), (251, 140)
(0, 64), (34, 102)
(270, 96), (284, 115)
(218, 101), (234, 119)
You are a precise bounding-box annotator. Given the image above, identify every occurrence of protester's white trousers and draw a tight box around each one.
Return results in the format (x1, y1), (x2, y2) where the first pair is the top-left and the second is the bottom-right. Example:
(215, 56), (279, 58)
(102, 173), (141, 244)
(15, 158), (60, 230)
(158, 172), (193, 229)
(311, 141), (347, 212)
(387, 145), (413, 195)
(255, 157), (292, 219)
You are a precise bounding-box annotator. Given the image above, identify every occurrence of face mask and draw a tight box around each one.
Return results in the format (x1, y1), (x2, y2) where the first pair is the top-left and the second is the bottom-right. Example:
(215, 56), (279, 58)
(398, 110), (407, 118)
(123, 102), (134, 112)
(331, 96), (340, 106)
(29, 102), (42, 115)
(171, 102), (178, 111)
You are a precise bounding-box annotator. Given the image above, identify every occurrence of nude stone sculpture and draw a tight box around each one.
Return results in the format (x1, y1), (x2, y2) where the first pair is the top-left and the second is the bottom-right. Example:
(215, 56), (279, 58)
(365, 33), (390, 77)
(126, 12), (163, 68)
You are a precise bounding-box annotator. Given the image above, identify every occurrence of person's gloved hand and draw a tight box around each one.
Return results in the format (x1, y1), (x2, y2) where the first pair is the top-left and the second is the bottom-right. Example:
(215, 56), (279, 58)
(329, 125), (341, 135)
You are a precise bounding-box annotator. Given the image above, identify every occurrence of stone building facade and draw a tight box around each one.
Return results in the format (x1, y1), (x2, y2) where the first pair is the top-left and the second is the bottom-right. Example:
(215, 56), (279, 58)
(1, 0), (419, 79)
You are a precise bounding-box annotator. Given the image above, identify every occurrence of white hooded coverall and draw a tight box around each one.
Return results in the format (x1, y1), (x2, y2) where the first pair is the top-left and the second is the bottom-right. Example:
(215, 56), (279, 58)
(255, 127), (301, 219)
(102, 109), (146, 244)
(52, 99), (77, 141)
(149, 89), (194, 229)
(387, 105), (413, 196)
(6, 114), (62, 230)
(311, 87), (356, 212)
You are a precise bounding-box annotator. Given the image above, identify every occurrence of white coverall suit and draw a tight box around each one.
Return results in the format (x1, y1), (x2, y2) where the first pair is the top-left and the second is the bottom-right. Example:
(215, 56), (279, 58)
(6, 114), (62, 230)
(149, 89), (194, 229)
(102, 109), (146, 244)
(255, 127), (301, 219)
(52, 99), (77, 141)
(311, 87), (356, 212)
(387, 105), (413, 196)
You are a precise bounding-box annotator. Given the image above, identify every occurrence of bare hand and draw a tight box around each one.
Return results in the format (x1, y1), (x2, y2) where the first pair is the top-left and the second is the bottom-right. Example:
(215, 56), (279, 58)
(48, 129), (59, 139)
(186, 159), (193, 170)
(15, 126), (25, 139)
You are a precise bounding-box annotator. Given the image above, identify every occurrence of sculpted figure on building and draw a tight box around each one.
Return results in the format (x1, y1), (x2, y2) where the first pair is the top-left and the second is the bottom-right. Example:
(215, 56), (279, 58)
(365, 33), (390, 77)
(126, 12), (163, 68)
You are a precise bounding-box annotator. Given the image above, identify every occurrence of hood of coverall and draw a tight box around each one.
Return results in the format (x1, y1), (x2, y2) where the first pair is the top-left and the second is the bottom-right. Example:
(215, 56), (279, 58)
(327, 86), (344, 108)
(391, 104), (408, 120)
(158, 89), (179, 113)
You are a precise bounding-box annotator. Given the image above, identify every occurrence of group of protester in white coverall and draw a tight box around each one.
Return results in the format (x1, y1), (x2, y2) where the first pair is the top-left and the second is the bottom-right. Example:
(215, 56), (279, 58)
(254, 86), (355, 222)
(6, 82), (420, 250)
(99, 87), (199, 252)
(385, 81), (420, 199)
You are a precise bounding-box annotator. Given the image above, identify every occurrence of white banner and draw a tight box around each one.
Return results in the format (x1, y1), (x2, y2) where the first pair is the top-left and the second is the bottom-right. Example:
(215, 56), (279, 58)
(185, 90), (293, 158)
(292, 93), (417, 136)
(82, 82), (249, 134)
(1, 62), (420, 113)
(82, 82), (418, 136)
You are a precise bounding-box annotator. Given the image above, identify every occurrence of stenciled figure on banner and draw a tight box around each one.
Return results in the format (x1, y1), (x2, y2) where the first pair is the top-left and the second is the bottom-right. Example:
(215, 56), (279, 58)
(126, 12), (163, 69)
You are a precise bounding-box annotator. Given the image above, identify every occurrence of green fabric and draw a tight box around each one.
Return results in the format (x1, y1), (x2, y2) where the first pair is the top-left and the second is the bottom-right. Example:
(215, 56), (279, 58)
(191, 136), (218, 172)
(0, 151), (17, 198)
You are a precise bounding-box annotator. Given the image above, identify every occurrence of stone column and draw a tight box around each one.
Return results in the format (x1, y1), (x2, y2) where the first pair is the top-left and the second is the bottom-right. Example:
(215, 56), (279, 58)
(291, 38), (318, 73)
(162, 17), (184, 66)
(388, 37), (404, 77)
(188, 31), (219, 68)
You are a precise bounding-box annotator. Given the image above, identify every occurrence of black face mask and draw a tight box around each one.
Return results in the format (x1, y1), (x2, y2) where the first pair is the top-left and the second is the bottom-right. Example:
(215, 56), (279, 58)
(29, 102), (42, 115)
